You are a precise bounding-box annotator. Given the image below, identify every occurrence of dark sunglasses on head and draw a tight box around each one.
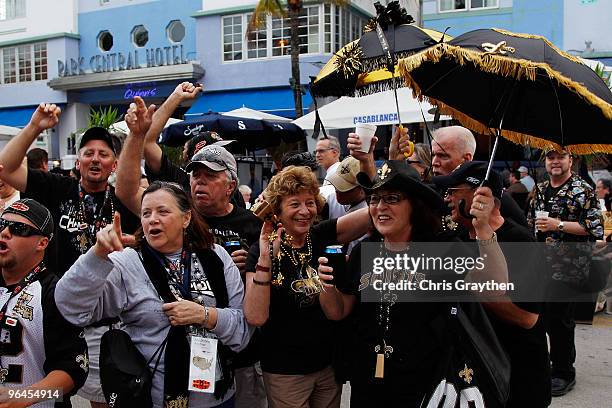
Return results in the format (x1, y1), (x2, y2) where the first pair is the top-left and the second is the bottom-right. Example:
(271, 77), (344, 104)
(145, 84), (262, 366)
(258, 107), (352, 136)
(0, 218), (45, 238)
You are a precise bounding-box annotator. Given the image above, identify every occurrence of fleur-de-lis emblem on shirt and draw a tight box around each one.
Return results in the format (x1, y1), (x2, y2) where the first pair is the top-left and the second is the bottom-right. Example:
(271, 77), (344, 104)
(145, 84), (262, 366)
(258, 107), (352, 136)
(459, 364), (474, 384)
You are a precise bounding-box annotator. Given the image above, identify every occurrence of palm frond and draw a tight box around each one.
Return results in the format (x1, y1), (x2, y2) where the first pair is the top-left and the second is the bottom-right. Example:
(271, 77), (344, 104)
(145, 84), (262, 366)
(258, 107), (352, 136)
(247, 0), (286, 34)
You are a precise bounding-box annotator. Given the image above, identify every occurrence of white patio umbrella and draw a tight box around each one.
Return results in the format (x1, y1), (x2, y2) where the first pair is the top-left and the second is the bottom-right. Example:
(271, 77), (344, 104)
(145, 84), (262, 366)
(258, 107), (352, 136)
(0, 125), (21, 137)
(222, 106), (292, 122)
(293, 88), (448, 129)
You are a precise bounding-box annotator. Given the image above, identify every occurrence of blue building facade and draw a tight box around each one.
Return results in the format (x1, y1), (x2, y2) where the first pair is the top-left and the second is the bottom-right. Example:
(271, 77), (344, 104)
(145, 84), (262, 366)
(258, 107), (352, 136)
(0, 0), (609, 160)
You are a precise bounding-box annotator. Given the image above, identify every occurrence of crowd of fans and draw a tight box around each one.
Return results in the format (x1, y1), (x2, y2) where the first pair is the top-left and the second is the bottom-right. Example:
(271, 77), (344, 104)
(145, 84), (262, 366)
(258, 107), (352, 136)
(0, 81), (609, 408)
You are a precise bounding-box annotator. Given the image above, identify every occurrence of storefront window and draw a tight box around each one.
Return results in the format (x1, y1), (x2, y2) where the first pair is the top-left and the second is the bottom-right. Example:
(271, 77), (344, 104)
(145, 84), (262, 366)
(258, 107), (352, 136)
(167, 20), (186, 43)
(0, 0), (26, 21)
(98, 31), (114, 52)
(131, 25), (149, 47)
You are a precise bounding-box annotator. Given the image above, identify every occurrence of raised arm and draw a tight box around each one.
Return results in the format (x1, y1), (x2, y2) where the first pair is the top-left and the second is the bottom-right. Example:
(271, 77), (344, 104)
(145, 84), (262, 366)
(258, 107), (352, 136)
(115, 96), (155, 215)
(0, 103), (60, 191)
(347, 133), (378, 182)
(143, 82), (202, 174)
(244, 221), (282, 327)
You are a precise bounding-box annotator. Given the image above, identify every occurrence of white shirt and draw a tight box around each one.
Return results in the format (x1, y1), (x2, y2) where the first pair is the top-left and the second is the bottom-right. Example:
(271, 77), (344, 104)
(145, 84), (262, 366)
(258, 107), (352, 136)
(520, 175), (535, 192)
(0, 190), (20, 211)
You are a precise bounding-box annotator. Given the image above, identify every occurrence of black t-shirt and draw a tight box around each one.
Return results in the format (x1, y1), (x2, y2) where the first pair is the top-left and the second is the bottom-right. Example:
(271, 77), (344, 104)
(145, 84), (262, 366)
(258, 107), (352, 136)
(487, 219), (551, 407)
(0, 271), (88, 407)
(25, 170), (139, 276)
(339, 240), (452, 397)
(206, 205), (262, 368)
(206, 205), (262, 251)
(245, 219), (339, 375)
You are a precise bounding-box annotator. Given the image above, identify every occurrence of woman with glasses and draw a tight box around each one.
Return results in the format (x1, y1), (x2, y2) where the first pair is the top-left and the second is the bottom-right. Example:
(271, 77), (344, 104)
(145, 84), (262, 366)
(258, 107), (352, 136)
(56, 181), (251, 408)
(244, 165), (370, 408)
(316, 159), (508, 407)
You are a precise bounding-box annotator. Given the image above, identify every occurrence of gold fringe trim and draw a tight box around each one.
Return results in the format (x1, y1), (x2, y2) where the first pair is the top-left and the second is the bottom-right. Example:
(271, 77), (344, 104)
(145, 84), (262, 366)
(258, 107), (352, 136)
(397, 43), (612, 121)
(491, 28), (584, 65)
(414, 95), (612, 155)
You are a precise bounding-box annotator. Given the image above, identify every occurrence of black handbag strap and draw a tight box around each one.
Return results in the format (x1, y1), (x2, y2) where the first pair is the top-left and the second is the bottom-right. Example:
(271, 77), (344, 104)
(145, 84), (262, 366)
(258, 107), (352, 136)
(147, 336), (169, 376)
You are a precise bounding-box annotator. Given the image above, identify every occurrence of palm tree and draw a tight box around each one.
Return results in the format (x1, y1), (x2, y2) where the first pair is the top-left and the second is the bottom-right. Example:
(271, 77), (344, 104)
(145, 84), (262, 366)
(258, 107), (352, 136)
(248, 0), (349, 119)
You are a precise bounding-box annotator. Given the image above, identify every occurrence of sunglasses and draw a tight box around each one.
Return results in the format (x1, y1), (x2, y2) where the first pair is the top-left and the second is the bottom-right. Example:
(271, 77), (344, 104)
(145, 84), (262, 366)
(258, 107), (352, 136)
(0, 219), (45, 238)
(446, 187), (475, 196)
(366, 193), (405, 205)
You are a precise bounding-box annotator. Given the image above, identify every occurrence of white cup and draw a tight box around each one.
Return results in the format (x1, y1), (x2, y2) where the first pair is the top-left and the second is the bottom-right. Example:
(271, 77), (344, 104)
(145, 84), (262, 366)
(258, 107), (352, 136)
(535, 210), (549, 232)
(355, 123), (377, 153)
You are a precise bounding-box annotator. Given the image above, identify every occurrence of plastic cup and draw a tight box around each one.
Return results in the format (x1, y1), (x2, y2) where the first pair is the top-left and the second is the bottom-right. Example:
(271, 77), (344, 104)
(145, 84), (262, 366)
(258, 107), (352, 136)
(535, 210), (549, 232)
(355, 123), (377, 153)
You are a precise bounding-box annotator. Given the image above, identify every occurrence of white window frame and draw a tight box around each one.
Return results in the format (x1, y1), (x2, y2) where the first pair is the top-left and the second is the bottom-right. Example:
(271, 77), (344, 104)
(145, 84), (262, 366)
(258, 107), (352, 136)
(0, 0), (26, 21)
(223, 4), (361, 64)
(438, 0), (499, 13)
(0, 42), (47, 85)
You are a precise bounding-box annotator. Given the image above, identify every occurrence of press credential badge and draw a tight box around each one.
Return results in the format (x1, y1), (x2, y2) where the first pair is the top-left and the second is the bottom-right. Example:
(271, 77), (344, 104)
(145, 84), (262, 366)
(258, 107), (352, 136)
(188, 336), (218, 394)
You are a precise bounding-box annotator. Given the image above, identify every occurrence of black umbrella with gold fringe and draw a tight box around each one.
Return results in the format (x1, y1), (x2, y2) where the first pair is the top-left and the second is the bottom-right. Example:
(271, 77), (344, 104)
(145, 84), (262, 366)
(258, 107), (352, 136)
(311, 1), (450, 98)
(397, 28), (612, 155)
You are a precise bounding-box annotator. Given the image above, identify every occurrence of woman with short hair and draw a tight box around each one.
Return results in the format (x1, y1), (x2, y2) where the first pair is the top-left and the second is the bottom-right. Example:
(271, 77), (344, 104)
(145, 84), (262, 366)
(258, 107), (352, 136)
(244, 165), (370, 408)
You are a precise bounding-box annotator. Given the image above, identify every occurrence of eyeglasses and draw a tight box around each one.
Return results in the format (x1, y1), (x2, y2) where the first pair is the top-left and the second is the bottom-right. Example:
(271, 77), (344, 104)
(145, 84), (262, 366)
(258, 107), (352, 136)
(445, 187), (474, 196)
(0, 219), (45, 238)
(313, 148), (334, 155)
(366, 193), (405, 206)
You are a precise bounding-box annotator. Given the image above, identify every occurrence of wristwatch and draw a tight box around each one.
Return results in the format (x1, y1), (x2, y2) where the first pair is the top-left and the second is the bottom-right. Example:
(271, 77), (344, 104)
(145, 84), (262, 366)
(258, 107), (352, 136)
(558, 221), (565, 231)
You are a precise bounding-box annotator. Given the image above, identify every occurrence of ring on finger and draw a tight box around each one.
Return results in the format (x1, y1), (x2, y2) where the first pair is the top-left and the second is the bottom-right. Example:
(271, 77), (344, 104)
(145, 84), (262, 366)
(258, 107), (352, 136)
(478, 203), (484, 210)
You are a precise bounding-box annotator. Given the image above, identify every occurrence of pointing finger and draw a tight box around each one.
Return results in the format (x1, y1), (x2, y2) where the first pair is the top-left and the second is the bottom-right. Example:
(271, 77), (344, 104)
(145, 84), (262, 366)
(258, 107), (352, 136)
(112, 211), (122, 236)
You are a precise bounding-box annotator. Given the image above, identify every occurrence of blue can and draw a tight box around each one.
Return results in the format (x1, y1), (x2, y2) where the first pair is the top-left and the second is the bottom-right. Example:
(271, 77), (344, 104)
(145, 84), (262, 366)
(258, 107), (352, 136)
(324, 245), (345, 281)
(224, 240), (242, 255)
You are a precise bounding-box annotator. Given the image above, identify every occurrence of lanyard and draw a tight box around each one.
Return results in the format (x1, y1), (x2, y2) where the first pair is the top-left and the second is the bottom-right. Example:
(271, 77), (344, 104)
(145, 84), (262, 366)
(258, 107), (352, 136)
(0, 262), (46, 323)
(152, 248), (192, 301)
(78, 184), (113, 245)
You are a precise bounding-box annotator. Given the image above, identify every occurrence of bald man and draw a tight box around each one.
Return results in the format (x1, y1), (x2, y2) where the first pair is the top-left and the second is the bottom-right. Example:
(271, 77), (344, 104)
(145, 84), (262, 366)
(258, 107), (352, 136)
(430, 126), (528, 228)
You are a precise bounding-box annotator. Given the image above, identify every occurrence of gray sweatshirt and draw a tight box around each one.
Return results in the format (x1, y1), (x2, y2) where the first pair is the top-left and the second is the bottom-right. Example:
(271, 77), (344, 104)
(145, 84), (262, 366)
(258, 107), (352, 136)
(55, 245), (251, 408)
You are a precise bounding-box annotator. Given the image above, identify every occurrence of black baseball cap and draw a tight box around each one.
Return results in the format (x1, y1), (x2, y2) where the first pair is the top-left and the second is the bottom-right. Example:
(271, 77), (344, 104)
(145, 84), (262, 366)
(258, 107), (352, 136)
(79, 127), (116, 154)
(432, 161), (503, 199)
(185, 131), (234, 158)
(2, 198), (54, 239)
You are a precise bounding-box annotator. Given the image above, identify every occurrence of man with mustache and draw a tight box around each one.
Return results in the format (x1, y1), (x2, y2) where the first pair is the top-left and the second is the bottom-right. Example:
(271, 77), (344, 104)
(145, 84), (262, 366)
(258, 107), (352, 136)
(527, 150), (603, 397)
(0, 104), (139, 407)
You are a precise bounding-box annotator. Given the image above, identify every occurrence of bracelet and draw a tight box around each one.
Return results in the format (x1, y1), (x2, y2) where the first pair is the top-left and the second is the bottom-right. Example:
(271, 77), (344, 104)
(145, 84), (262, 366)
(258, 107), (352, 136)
(256, 264), (271, 273)
(202, 306), (210, 327)
(476, 231), (497, 246)
(253, 278), (272, 286)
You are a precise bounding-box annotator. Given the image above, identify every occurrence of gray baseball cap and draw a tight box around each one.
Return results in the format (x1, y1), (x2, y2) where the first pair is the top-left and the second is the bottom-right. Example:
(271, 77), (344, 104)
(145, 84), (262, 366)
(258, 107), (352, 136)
(186, 145), (238, 181)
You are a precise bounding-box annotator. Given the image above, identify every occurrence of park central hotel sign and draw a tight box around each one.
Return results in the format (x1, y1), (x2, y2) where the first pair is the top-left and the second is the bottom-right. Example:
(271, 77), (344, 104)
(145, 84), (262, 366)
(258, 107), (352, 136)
(57, 43), (190, 77)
